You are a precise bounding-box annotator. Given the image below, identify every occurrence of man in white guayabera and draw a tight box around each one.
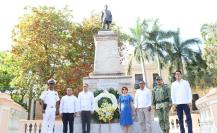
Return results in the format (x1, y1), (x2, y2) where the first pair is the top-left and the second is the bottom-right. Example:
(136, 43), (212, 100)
(78, 83), (94, 133)
(59, 88), (79, 133)
(134, 80), (152, 133)
(40, 79), (60, 133)
(171, 70), (193, 133)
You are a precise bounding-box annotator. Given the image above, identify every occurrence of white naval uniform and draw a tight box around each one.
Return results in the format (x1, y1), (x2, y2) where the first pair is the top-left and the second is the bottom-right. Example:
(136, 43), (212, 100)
(40, 90), (60, 133)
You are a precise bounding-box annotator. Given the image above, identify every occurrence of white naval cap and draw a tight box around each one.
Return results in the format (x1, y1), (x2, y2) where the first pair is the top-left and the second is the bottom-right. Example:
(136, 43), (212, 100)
(47, 79), (56, 84)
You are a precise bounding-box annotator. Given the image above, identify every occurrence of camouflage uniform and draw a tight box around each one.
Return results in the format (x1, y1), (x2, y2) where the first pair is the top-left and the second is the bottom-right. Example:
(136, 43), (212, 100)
(153, 84), (171, 133)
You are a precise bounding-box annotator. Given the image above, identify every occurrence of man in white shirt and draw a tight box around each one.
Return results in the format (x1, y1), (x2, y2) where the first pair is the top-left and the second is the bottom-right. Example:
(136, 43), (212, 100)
(134, 81), (152, 133)
(59, 88), (78, 133)
(40, 79), (60, 133)
(171, 70), (193, 133)
(78, 83), (94, 133)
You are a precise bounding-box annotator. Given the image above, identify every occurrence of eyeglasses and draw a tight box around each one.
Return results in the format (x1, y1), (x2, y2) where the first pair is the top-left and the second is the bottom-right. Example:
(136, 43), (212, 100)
(83, 86), (87, 87)
(122, 88), (127, 91)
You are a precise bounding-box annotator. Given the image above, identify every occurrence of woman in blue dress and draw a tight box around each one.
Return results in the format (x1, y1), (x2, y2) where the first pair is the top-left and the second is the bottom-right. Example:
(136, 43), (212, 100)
(118, 86), (133, 133)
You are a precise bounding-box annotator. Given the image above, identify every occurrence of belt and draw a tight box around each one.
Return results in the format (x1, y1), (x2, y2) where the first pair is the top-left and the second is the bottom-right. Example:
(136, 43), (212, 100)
(156, 98), (170, 104)
(47, 106), (55, 108)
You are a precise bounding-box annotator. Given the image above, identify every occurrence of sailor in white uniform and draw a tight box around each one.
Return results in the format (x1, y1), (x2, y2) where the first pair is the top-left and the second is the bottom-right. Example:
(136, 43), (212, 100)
(40, 79), (60, 133)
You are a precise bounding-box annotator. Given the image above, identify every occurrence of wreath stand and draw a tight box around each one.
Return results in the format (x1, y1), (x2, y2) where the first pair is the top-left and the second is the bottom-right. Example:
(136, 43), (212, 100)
(98, 122), (112, 133)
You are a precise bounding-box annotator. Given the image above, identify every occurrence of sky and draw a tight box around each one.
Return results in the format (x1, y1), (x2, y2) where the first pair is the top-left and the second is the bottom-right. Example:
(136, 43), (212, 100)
(0, 0), (217, 51)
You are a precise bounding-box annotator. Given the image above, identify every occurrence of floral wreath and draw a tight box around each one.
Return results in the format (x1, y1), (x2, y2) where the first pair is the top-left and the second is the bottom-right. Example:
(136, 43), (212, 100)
(94, 90), (118, 112)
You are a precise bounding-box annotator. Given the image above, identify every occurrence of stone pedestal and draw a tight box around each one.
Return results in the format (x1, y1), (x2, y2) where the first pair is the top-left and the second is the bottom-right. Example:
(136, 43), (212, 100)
(83, 31), (133, 91)
(93, 31), (122, 75)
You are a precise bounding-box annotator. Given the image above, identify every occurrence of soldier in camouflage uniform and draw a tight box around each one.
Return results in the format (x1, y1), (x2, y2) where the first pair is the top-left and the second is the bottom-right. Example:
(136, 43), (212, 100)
(152, 76), (172, 133)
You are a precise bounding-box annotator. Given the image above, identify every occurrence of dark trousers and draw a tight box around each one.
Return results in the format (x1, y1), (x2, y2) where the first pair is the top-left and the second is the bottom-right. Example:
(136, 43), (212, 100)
(81, 111), (91, 133)
(62, 113), (74, 133)
(176, 104), (193, 133)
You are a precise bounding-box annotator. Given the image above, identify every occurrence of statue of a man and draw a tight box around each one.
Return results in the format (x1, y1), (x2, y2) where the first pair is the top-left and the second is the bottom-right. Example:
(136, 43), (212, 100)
(101, 5), (112, 30)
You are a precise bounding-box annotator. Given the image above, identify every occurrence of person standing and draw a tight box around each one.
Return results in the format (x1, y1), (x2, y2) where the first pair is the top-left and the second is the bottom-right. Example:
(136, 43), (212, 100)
(171, 70), (193, 133)
(78, 83), (94, 133)
(152, 76), (172, 133)
(59, 88), (79, 133)
(134, 81), (152, 133)
(118, 87), (133, 133)
(40, 79), (60, 133)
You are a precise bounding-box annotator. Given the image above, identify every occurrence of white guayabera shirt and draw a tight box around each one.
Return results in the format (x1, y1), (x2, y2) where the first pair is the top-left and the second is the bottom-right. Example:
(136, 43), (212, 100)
(171, 79), (192, 105)
(59, 95), (79, 114)
(134, 88), (152, 108)
(78, 91), (94, 111)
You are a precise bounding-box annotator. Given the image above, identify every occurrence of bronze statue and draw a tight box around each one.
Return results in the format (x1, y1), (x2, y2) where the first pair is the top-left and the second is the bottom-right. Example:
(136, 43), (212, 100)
(101, 5), (112, 30)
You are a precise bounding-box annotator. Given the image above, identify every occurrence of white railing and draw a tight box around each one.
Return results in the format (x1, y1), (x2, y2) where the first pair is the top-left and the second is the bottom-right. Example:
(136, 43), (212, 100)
(196, 88), (217, 133)
(19, 114), (200, 133)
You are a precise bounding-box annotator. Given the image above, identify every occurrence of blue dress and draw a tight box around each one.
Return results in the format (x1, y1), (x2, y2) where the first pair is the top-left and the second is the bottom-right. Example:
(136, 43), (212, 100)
(118, 95), (133, 126)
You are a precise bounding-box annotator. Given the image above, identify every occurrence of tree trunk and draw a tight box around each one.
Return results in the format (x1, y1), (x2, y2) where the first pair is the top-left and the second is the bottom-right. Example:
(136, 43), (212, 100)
(140, 57), (148, 87)
(182, 59), (186, 75)
(156, 55), (161, 76)
(177, 57), (184, 73)
(27, 97), (32, 120)
(27, 89), (33, 120)
(180, 57), (185, 74)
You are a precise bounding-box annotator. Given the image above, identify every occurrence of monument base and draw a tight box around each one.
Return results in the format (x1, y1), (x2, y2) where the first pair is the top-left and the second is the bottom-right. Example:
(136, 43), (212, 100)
(83, 74), (133, 92)
(53, 118), (162, 133)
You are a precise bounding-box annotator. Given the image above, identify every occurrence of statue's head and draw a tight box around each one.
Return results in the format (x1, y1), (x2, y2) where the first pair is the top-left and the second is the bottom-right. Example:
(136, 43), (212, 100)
(104, 5), (108, 10)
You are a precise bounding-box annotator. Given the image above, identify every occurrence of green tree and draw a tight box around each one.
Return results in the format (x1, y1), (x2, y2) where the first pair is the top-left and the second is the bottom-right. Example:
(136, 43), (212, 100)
(0, 52), (23, 93)
(201, 21), (217, 86)
(127, 18), (173, 86)
(0, 52), (17, 92)
(11, 70), (42, 119)
(0, 52), (27, 109)
(165, 29), (201, 74)
(201, 22), (217, 70)
(145, 19), (174, 76)
(185, 52), (210, 89)
(57, 14), (102, 95)
(12, 6), (74, 85)
(127, 18), (149, 85)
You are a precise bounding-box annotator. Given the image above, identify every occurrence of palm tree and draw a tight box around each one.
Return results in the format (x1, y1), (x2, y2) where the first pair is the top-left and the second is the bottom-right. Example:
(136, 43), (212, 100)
(145, 19), (174, 76)
(166, 29), (201, 74)
(127, 18), (150, 85)
(127, 19), (173, 85)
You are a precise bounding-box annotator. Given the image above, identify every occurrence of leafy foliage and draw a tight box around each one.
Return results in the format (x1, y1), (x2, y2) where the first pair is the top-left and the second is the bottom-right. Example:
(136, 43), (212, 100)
(0, 52), (28, 109)
(165, 29), (201, 74)
(12, 6), (76, 95)
(127, 18), (150, 84)
(0, 52), (18, 92)
(201, 21), (217, 86)
(185, 52), (211, 89)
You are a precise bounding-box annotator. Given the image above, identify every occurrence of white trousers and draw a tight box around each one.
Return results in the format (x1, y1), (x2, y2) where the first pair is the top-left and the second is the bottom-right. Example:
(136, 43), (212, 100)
(137, 108), (152, 133)
(41, 108), (56, 133)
